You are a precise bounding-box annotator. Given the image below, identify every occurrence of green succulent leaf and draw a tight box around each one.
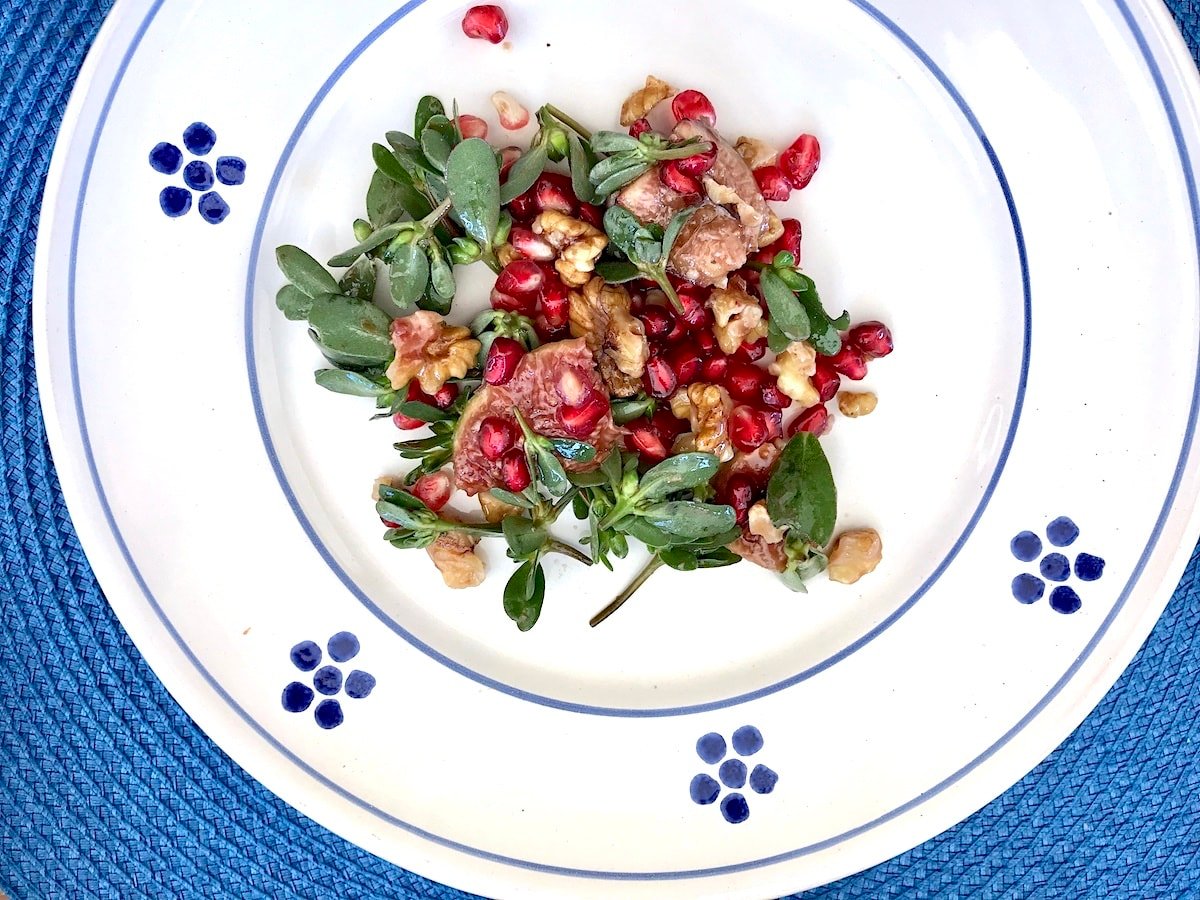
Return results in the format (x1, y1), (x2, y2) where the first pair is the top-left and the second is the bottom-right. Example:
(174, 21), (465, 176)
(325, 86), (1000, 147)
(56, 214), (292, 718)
(388, 243), (431, 309)
(637, 501), (737, 542)
(314, 369), (390, 397)
(503, 559), (546, 631)
(276, 284), (312, 321)
(327, 223), (408, 268)
(766, 432), (837, 546)
(338, 257), (377, 302)
(276, 245), (340, 298)
(635, 453), (722, 502)
(446, 137), (501, 248)
(499, 143), (548, 205)
(306, 293), (394, 365)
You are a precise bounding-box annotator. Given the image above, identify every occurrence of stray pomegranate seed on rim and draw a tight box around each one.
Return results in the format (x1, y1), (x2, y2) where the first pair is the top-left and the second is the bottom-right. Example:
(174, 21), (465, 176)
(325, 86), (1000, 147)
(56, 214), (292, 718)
(671, 89), (716, 127)
(461, 5), (508, 43)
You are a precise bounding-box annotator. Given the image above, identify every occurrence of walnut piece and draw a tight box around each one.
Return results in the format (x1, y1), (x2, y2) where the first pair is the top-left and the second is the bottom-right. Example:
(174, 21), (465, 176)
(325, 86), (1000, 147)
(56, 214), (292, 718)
(838, 392), (878, 418)
(680, 383), (734, 462)
(827, 529), (883, 585)
(702, 177), (768, 251)
(747, 502), (786, 544)
(478, 492), (524, 524)
(386, 311), (481, 394)
(769, 341), (820, 409)
(426, 531), (486, 588)
(620, 75), (674, 126)
(532, 210), (608, 287)
(496, 243), (521, 267)
(709, 278), (768, 355)
(761, 211), (785, 247)
(570, 277), (649, 397)
(735, 135), (777, 170)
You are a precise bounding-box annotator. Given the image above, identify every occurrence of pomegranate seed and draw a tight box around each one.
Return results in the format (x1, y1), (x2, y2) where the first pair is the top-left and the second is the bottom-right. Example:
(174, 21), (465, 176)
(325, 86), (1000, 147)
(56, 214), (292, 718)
(759, 379), (793, 410)
(780, 134), (821, 190)
(392, 381), (437, 429)
(662, 312), (688, 343)
(411, 472), (452, 511)
(500, 449), (532, 492)
(730, 406), (770, 452)
(829, 343), (868, 380)
(392, 411), (424, 430)
(496, 259), (543, 299)
(490, 285), (535, 315)
(754, 165), (792, 202)
(660, 160), (701, 196)
(811, 358), (841, 403)
(479, 416), (516, 460)
(639, 306), (673, 340)
(724, 474), (755, 526)
(763, 408), (784, 440)
(508, 188), (538, 221)
(674, 144), (718, 178)
(736, 338), (767, 362)
(534, 172), (577, 214)
(577, 203), (604, 228)
(788, 404), (831, 437)
(490, 91), (529, 130)
(485, 337), (524, 385)
(677, 289), (710, 331)
(532, 313), (569, 343)
(694, 328), (718, 356)
(778, 218), (803, 256)
(725, 360), (766, 403)
(671, 89), (716, 127)
(508, 227), (555, 261)
(628, 117), (652, 138)
(644, 355), (678, 398)
(701, 355), (729, 382)
(652, 408), (688, 442)
(457, 114), (488, 140)
(849, 321), (894, 358)
(625, 418), (669, 463)
(559, 393), (610, 438)
(667, 343), (703, 385)
(432, 383), (459, 409)
(554, 367), (594, 406)
(498, 146), (522, 180)
(461, 4), (508, 43)
(540, 280), (571, 327)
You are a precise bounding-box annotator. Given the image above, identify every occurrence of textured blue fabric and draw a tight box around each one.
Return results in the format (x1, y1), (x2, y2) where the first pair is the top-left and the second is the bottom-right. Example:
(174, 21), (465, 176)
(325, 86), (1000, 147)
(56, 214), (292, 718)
(1, 2), (1198, 897)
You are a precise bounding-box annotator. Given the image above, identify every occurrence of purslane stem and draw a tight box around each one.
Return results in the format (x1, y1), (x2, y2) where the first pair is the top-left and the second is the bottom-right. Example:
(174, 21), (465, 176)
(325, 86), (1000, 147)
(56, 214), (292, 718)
(589, 555), (664, 627)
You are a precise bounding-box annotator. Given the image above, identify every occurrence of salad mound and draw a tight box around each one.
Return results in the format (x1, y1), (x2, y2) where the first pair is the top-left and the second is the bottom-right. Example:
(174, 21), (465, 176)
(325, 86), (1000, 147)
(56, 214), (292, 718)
(274, 77), (893, 631)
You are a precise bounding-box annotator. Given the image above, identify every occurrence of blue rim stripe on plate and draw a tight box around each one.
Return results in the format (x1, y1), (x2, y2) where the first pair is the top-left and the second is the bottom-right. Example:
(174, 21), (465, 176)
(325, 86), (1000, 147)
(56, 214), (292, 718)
(63, 0), (1199, 880)
(242, 0), (1032, 718)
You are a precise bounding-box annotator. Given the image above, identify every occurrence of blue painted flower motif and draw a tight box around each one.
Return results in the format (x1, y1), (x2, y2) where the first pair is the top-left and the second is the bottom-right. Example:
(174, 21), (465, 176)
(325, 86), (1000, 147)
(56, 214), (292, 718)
(148, 122), (245, 223)
(1010, 517), (1104, 614)
(281, 632), (374, 729)
(689, 725), (778, 824)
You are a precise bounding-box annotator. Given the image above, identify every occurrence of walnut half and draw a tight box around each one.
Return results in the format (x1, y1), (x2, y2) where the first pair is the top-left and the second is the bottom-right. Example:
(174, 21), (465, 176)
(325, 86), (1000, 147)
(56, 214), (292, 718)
(769, 341), (820, 409)
(827, 529), (882, 584)
(532, 210), (608, 287)
(620, 75), (674, 126)
(386, 311), (481, 394)
(570, 277), (649, 397)
(671, 383), (735, 463)
(426, 531), (486, 588)
(709, 277), (768, 355)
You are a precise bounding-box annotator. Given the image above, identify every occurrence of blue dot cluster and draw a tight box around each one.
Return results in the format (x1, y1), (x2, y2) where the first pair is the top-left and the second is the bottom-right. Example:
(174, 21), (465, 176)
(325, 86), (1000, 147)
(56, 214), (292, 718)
(689, 725), (778, 824)
(148, 122), (245, 223)
(1010, 517), (1104, 615)
(282, 632), (376, 729)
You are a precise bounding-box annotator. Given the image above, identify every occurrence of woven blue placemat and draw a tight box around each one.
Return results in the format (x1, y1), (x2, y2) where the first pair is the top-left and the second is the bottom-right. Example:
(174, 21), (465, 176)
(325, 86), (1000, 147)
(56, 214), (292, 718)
(3, 2), (1199, 897)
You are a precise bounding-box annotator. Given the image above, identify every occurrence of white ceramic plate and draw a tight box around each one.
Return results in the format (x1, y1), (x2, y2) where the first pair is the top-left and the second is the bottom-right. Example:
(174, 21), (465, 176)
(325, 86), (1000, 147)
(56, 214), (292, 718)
(33, 0), (1200, 896)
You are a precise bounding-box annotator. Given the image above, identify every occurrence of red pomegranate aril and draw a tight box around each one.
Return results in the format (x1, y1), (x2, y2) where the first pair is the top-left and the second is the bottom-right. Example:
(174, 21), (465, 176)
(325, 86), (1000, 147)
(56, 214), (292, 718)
(829, 343), (868, 380)
(639, 306), (674, 340)
(671, 89), (717, 127)
(778, 218), (803, 256)
(534, 173), (577, 214)
(491, 91), (529, 130)
(559, 392), (610, 438)
(485, 337), (524, 385)
(726, 360), (766, 403)
(498, 146), (522, 180)
(578, 203), (604, 228)
(625, 418), (669, 463)
(540, 280), (571, 327)
(509, 227), (555, 261)
(660, 161), (701, 196)
(479, 417), (516, 461)
(754, 165), (792, 202)
(667, 343), (703, 385)
(730, 405), (771, 453)
(701, 355), (730, 383)
(662, 312), (689, 343)
(788, 404), (831, 437)
(457, 114), (488, 140)
(496, 258), (544, 299)
(490, 286), (535, 315)
(677, 289), (709, 331)
(725, 474), (755, 527)
(780, 134), (821, 190)
(554, 367), (594, 407)
(652, 408), (688, 442)
(392, 410), (425, 430)
(411, 472), (452, 511)
(694, 328), (718, 357)
(811, 359), (841, 403)
(432, 383), (459, 409)
(736, 338), (767, 362)
(848, 320), (894, 358)
(644, 355), (678, 398)
(393, 381), (435, 429)
(461, 4), (508, 43)
(674, 144), (718, 178)
(628, 117), (653, 138)
(759, 379), (793, 410)
(500, 449), (532, 493)
(532, 313), (569, 344)
(508, 188), (538, 221)
(763, 408), (784, 441)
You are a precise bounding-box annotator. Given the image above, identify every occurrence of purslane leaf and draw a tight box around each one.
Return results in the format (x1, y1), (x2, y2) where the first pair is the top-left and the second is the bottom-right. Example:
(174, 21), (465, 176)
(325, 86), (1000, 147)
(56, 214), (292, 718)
(388, 243), (431, 309)
(446, 138), (501, 248)
(499, 143), (548, 205)
(636, 453), (721, 502)
(766, 433), (837, 546)
(327, 223), (408, 268)
(276, 245), (339, 298)
(314, 369), (389, 397)
(276, 284), (312, 321)
(307, 293), (394, 364)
